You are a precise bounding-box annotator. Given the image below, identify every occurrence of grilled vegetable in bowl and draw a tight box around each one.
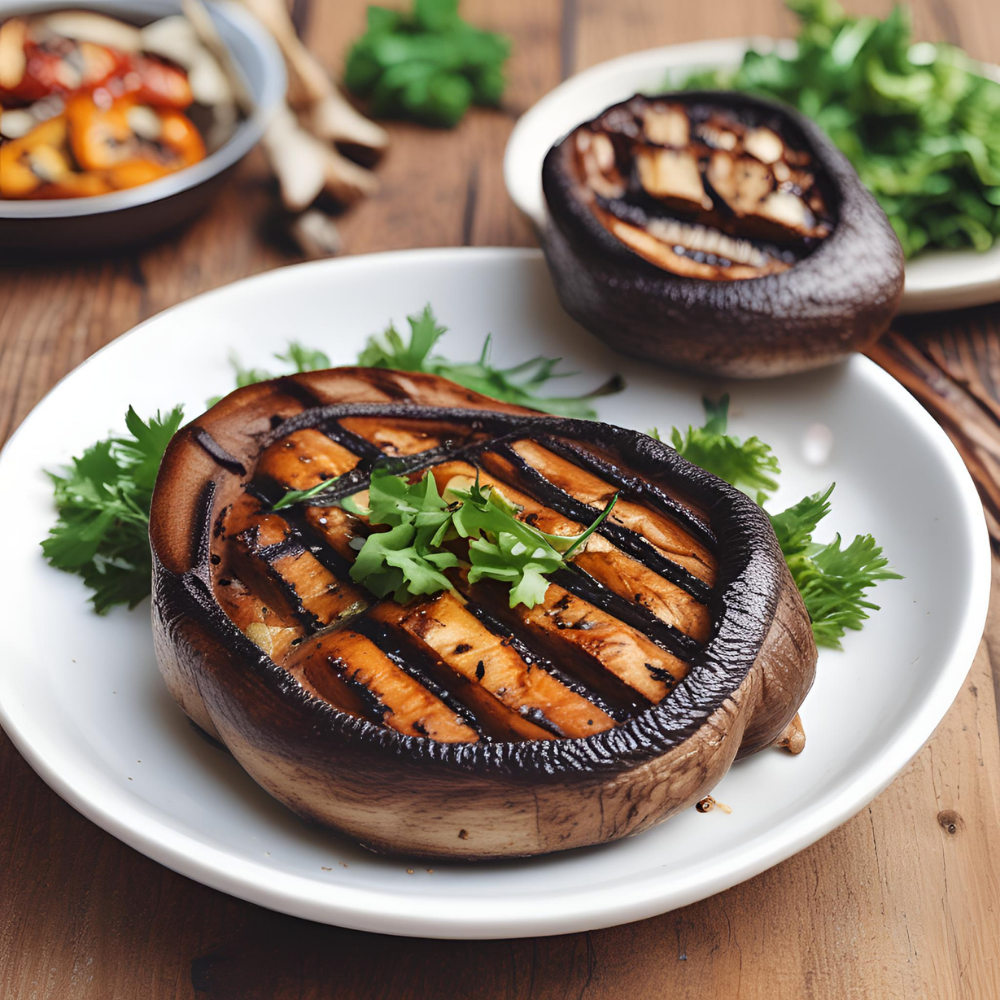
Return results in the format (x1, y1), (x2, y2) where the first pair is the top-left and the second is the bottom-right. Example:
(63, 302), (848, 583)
(0, 8), (239, 200)
(150, 367), (816, 859)
(541, 91), (904, 378)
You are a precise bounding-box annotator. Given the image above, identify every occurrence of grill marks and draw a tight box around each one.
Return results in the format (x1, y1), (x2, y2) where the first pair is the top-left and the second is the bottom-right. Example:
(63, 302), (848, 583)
(431, 458), (710, 645)
(537, 436), (716, 551)
(479, 446), (712, 636)
(512, 440), (716, 583)
(286, 629), (479, 742)
(209, 412), (719, 744)
(380, 591), (615, 740)
(497, 583), (687, 704)
(255, 428), (359, 494)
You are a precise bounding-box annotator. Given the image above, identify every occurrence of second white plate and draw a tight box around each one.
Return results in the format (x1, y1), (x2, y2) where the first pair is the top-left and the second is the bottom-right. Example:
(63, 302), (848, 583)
(0, 248), (989, 938)
(503, 38), (1000, 313)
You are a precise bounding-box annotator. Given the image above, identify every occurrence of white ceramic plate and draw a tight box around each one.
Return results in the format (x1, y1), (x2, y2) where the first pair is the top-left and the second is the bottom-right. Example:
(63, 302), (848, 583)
(503, 38), (1000, 313)
(0, 249), (989, 939)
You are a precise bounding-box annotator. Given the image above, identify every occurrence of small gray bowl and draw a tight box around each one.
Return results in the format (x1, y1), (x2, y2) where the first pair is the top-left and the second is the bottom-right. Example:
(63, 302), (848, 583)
(0, 0), (285, 252)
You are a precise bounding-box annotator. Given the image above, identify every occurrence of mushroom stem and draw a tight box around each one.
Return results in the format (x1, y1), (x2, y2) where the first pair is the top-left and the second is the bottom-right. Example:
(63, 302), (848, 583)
(777, 712), (806, 754)
(180, 0), (256, 115)
(289, 209), (342, 259)
(0, 19), (27, 90)
(237, 0), (388, 151)
(263, 105), (378, 212)
(306, 93), (390, 151)
(41, 11), (142, 52)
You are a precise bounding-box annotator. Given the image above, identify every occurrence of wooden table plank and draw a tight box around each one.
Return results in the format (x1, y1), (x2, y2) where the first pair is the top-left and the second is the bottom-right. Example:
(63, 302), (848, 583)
(2, 1), (1000, 996)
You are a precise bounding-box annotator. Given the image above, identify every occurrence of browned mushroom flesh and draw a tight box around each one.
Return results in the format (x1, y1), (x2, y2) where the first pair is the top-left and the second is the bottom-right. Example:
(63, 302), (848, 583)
(150, 368), (817, 859)
(570, 96), (835, 281)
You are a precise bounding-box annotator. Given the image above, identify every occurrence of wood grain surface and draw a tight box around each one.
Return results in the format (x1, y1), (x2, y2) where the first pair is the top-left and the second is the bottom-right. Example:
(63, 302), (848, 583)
(2, 1), (1000, 997)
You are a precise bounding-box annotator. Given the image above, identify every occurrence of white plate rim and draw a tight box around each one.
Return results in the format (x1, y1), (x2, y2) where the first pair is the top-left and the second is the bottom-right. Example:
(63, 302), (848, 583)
(0, 247), (991, 938)
(502, 38), (1000, 314)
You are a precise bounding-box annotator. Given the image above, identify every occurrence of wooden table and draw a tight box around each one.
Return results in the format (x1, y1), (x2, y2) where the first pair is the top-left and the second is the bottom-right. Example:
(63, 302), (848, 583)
(2, 1), (1000, 996)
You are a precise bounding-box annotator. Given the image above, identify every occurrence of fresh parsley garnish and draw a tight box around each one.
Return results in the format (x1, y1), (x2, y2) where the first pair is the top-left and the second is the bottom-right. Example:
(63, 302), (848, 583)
(42, 406), (185, 613)
(218, 306), (623, 419)
(669, 396), (781, 504)
(317, 464), (618, 609)
(207, 343), (332, 407)
(769, 486), (901, 648)
(275, 343), (332, 373)
(768, 483), (835, 555)
(358, 305), (624, 418)
(669, 400), (899, 648)
(683, 0), (1000, 257)
(344, 467), (461, 603)
(448, 473), (618, 608)
(344, 0), (511, 127)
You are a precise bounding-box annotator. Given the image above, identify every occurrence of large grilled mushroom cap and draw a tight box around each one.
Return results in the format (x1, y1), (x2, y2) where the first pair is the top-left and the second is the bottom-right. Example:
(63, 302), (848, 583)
(150, 369), (816, 859)
(541, 91), (904, 379)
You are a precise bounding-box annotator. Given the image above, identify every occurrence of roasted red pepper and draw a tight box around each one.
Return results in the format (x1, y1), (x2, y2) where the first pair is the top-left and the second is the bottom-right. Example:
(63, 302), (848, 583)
(0, 39), (127, 103)
(123, 55), (194, 110)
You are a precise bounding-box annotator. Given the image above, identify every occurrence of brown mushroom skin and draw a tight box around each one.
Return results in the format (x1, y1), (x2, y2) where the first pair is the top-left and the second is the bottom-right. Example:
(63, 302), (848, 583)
(151, 369), (817, 859)
(541, 91), (905, 379)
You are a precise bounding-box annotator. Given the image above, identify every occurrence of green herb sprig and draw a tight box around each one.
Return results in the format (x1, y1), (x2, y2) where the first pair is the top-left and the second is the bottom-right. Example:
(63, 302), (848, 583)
(330, 464), (618, 608)
(344, 0), (511, 127)
(668, 398), (900, 648)
(682, 0), (1000, 257)
(769, 486), (901, 648)
(668, 396), (781, 504)
(206, 343), (332, 407)
(342, 466), (461, 602)
(447, 473), (618, 607)
(42, 406), (185, 613)
(270, 475), (344, 512)
(358, 305), (624, 417)
(219, 306), (623, 418)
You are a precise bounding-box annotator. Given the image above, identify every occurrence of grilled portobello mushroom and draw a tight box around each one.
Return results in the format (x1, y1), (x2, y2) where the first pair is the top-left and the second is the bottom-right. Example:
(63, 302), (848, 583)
(541, 91), (904, 378)
(150, 368), (817, 859)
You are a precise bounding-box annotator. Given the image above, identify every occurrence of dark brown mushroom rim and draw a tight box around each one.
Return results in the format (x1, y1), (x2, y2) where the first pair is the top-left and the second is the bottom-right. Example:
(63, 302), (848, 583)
(152, 370), (796, 779)
(560, 93), (836, 280)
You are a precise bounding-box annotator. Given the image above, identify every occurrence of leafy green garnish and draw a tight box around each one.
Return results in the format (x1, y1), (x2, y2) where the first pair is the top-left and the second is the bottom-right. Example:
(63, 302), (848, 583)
(275, 343), (332, 372)
(207, 342), (331, 407)
(669, 400), (899, 648)
(682, 0), (1000, 257)
(344, 0), (511, 127)
(214, 306), (623, 419)
(345, 467), (460, 603)
(42, 406), (185, 613)
(358, 305), (624, 418)
(327, 464), (618, 608)
(768, 483), (835, 556)
(448, 473), (618, 607)
(771, 487), (901, 648)
(670, 396), (781, 504)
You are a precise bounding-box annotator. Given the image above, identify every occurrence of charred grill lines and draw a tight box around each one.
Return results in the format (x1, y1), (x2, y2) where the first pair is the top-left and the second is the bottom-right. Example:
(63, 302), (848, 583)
(538, 435), (716, 548)
(222, 408), (720, 742)
(486, 442), (712, 602)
